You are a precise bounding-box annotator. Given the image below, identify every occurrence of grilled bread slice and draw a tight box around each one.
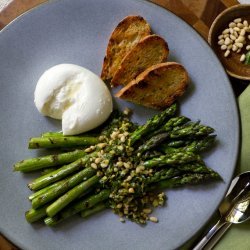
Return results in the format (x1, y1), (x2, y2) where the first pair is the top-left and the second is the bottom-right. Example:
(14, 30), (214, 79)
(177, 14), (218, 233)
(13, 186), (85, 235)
(115, 62), (188, 109)
(101, 15), (151, 82)
(111, 34), (169, 87)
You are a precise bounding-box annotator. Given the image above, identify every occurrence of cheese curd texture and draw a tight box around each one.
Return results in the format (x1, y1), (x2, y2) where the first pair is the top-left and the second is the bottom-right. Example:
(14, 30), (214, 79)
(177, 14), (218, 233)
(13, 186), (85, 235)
(34, 64), (113, 135)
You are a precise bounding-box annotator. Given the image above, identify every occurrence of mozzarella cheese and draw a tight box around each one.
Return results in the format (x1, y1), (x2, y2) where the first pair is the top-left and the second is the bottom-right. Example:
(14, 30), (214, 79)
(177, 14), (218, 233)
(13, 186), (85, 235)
(34, 64), (113, 135)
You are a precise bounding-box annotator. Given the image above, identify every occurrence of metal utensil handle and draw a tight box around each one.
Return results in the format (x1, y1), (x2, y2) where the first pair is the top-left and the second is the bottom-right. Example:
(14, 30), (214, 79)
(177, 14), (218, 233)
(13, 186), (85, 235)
(203, 223), (232, 250)
(193, 218), (227, 250)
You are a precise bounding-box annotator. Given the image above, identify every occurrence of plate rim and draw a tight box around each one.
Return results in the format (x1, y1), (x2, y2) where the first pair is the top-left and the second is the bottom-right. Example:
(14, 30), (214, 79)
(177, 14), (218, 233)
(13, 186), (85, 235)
(0, 0), (240, 249)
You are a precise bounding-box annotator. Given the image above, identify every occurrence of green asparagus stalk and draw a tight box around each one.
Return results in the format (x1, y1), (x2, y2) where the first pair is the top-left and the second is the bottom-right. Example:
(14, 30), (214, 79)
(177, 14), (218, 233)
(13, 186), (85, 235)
(183, 135), (216, 153)
(175, 162), (218, 174)
(159, 135), (216, 154)
(146, 168), (181, 184)
(80, 202), (109, 218)
(145, 162), (217, 184)
(40, 168), (59, 176)
(29, 180), (66, 201)
(164, 139), (192, 148)
(143, 152), (202, 168)
(46, 175), (100, 217)
(169, 122), (214, 139)
(14, 149), (86, 172)
(31, 167), (96, 209)
(150, 116), (190, 137)
(137, 133), (169, 154)
(149, 172), (221, 191)
(130, 103), (177, 145)
(44, 189), (110, 226)
(28, 155), (95, 191)
(25, 206), (47, 223)
(28, 136), (98, 149)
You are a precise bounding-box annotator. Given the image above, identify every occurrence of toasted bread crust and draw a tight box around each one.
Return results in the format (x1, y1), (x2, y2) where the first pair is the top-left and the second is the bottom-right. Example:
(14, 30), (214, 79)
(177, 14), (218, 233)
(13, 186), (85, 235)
(111, 35), (169, 87)
(101, 16), (151, 82)
(115, 62), (189, 109)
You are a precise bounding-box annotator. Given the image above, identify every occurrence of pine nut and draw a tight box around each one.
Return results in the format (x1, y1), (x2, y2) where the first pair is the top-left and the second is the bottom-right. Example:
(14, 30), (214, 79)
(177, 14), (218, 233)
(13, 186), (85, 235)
(234, 18), (242, 23)
(248, 35), (250, 40)
(246, 45), (250, 50)
(91, 163), (98, 169)
(240, 54), (246, 62)
(235, 36), (245, 43)
(230, 34), (236, 40)
(221, 45), (227, 50)
(84, 147), (92, 153)
(149, 216), (158, 223)
(232, 44), (238, 51)
(224, 50), (230, 57)
(222, 28), (230, 34)
(116, 161), (123, 167)
(229, 22), (236, 28)
(218, 34), (224, 40)
(233, 31), (239, 38)
(224, 37), (231, 45)
(244, 27), (250, 32)
(120, 135), (126, 143)
(240, 29), (246, 36)
(95, 157), (102, 164)
(235, 42), (243, 48)
(237, 48), (241, 53)
(243, 20), (248, 27)
(229, 28), (234, 34)
(143, 208), (152, 214)
(233, 27), (240, 32)
(223, 34), (229, 38)
(227, 44), (232, 50)
(237, 23), (244, 28)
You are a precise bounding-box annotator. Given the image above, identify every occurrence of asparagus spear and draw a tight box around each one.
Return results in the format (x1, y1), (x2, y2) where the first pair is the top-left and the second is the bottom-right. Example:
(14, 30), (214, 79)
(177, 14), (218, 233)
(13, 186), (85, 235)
(28, 136), (98, 149)
(137, 133), (169, 154)
(40, 168), (59, 176)
(44, 189), (110, 226)
(31, 167), (96, 209)
(143, 152), (202, 168)
(150, 116), (190, 137)
(149, 172), (221, 191)
(159, 135), (216, 154)
(169, 122), (214, 139)
(29, 180), (66, 201)
(80, 202), (109, 218)
(28, 155), (95, 191)
(46, 175), (100, 217)
(130, 103), (177, 145)
(183, 135), (216, 153)
(14, 149), (86, 172)
(25, 206), (47, 223)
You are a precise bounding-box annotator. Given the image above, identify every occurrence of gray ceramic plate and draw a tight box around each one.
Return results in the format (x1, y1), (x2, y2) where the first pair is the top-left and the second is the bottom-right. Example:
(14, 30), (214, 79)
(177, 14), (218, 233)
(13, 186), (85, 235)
(0, 0), (239, 249)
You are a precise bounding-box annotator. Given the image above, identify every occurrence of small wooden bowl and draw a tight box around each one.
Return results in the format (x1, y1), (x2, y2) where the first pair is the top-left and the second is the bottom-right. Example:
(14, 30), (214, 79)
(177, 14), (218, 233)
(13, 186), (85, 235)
(208, 4), (250, 80)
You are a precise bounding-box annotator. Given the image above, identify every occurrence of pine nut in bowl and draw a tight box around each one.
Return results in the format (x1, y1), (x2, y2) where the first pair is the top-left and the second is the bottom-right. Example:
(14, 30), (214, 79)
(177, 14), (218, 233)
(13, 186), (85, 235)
(208, 4), (250, 80)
